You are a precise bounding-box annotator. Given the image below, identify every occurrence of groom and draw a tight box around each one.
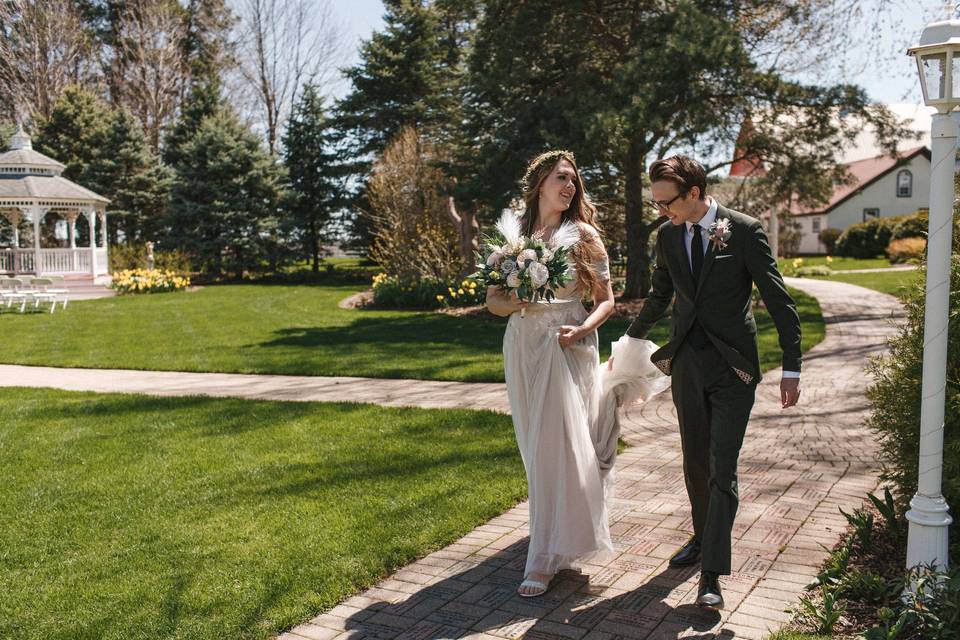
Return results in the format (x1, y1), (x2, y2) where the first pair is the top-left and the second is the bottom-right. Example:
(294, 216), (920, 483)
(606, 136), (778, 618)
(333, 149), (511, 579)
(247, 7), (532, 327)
(624, 155), (801, 609)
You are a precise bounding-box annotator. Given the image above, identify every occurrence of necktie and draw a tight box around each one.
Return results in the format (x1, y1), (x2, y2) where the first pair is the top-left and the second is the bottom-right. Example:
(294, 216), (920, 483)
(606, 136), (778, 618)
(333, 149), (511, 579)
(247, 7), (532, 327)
(691, 223), (704, 284)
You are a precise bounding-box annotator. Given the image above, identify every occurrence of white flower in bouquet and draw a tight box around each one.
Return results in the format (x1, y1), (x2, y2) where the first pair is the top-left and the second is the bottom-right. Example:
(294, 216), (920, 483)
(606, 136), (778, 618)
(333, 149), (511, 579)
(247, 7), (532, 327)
(541, 248), (554, 262)
(519, 248), (537, 265)
(506, 271), (521, 288)
(501, 258), (517, 273)
(486, 250), (503, 267)
(528, 261), (549, 287)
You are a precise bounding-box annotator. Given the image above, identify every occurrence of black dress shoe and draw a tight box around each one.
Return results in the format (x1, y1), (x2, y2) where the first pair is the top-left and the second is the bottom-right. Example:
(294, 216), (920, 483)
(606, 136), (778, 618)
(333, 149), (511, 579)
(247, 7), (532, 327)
(668, 537), (701, 567)
(697, 571), (724, 609)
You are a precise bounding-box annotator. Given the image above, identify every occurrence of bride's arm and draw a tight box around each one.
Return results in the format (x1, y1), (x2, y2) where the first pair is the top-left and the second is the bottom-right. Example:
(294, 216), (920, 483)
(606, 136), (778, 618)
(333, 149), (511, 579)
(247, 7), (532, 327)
(557, 279), (614, 347)
(485, 286), (528, 317)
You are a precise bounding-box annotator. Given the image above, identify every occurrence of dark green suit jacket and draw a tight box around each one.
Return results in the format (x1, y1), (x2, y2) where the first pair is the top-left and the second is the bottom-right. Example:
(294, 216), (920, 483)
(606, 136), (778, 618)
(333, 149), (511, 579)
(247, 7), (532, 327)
(625, 204), (802, 385)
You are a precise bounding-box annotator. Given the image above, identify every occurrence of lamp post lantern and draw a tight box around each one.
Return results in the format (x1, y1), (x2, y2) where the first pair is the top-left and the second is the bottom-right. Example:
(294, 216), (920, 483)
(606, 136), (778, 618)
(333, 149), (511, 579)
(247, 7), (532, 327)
(903, 18), (959, 574)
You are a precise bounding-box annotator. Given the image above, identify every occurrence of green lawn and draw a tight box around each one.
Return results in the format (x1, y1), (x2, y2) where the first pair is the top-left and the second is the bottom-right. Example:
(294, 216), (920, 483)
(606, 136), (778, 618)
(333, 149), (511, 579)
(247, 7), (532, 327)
(0, 284), (823, 382)
(0, 388), (526, 640)
(777, 256), (891, 271)
(810, 268), (922, 299)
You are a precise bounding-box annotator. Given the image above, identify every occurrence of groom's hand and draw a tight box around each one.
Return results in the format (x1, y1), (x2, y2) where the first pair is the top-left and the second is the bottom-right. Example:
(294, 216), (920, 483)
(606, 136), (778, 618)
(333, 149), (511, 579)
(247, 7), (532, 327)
(780, 377), (800, 409)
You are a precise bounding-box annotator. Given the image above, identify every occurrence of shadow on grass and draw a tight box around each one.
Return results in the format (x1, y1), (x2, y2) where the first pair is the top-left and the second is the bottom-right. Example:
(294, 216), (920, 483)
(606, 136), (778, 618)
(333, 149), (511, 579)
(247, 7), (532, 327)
(257, 314), (505, 351)
(317, 539), (734, 639)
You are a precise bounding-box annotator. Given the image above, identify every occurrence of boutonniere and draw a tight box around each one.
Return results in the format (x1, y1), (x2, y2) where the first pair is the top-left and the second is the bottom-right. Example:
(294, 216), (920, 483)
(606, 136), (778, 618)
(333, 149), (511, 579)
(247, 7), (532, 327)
(707, 218), (732, 251)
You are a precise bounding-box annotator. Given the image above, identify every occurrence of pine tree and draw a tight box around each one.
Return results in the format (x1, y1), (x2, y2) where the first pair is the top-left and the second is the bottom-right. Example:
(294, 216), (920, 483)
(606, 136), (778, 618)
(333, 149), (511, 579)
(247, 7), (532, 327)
(335, 1), (458, 160)
(91, 108), (172, 244)
(165, 108), (286, 278)
(282, 84), (343, 273)
(162, 79), (224, 168)
(33, 85), (112, 189)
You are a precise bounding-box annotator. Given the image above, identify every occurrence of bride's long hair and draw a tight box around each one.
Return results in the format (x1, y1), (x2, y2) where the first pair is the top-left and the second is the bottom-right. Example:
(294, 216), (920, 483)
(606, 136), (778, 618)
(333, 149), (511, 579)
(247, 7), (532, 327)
(519, 150), (606, 296)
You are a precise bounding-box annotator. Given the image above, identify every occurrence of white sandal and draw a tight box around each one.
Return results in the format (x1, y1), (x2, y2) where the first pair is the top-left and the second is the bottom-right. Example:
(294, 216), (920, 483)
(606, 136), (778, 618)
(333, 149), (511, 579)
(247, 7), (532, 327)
(517, 577), (550, 597)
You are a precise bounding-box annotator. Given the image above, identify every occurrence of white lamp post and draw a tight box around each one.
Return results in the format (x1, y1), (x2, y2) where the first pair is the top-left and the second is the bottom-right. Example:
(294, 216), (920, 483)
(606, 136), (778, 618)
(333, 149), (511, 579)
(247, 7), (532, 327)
(904, 18), (958, 574)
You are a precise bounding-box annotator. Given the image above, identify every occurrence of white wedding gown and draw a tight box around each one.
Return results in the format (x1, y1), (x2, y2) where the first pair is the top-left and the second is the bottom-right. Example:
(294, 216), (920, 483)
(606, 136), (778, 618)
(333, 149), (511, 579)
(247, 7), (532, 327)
(502, 256), (670, 580)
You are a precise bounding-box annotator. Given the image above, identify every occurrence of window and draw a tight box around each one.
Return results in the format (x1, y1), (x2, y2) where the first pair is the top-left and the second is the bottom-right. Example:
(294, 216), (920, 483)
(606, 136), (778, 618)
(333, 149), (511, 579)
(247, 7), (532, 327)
(897, 170), (913, 197)
(863, 208), (880, 222)
(812, 217), (821, 233)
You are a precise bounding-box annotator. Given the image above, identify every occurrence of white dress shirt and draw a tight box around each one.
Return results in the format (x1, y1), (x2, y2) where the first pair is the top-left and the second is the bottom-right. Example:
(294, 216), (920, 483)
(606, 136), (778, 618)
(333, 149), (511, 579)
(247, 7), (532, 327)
(685, 197), (800, 379)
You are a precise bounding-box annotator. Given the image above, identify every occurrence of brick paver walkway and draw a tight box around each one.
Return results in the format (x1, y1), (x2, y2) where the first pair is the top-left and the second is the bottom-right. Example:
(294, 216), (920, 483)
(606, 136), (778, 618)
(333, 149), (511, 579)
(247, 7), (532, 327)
(0, 278), (904, 639)
(275, 277), (905, 640)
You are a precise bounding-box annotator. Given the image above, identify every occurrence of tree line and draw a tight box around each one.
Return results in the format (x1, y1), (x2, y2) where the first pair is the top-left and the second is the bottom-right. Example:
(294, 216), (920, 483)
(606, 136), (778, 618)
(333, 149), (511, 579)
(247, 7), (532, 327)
(0, 0), (915, 292)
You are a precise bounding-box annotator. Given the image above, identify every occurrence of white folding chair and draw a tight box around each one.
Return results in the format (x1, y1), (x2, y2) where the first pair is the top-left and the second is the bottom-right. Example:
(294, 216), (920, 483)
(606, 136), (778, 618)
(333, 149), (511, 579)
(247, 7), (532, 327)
(28, 278), (59, 313)
(44, 275), (70, 307)
(0, 277), (27, 312)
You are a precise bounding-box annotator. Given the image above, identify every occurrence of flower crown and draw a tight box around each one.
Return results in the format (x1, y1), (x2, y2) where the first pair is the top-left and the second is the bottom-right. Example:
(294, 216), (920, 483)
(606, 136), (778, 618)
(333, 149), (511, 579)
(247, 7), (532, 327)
(521, 149), (576, 188)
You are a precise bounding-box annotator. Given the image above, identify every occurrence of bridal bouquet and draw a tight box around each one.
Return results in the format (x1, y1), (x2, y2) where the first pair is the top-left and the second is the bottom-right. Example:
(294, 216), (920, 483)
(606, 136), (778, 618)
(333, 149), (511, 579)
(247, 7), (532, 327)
(470, 211), (580, 317)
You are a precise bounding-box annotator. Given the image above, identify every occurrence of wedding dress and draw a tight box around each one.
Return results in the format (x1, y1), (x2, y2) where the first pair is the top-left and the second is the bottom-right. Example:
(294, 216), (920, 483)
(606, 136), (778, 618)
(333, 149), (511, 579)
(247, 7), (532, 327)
(501, 250), (670, 580)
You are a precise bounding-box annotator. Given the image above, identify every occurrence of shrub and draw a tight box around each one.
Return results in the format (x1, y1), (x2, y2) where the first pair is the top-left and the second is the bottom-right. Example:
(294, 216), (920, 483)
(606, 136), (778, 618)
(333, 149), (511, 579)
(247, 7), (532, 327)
(886, 237), (926, 263)
(836, 215), (907, 258)
(866, 256), (960, 513)
(110, 269), (190, 294)
(366, 127), (462, 283)
(109, 242), (192, 274)
(370, 272), (483, 309)
(818, 228), (843, 254)
(795, 265), (833, 277)
(891, 209), (929, 241)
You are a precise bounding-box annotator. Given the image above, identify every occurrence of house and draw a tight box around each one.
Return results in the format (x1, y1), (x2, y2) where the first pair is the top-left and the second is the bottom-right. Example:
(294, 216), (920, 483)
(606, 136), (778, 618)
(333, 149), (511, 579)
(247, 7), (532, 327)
(724, 104), (936, 255)
(785, 146), (930, 254)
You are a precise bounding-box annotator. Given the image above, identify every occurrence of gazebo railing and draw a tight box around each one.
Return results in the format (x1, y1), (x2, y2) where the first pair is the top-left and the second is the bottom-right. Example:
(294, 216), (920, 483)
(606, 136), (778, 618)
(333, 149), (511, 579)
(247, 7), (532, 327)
(0, 248), (108, 275)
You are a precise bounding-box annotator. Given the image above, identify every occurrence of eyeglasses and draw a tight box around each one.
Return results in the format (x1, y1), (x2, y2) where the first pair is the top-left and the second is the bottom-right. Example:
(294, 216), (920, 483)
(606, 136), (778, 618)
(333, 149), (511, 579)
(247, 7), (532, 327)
(646, 191), (687, 211)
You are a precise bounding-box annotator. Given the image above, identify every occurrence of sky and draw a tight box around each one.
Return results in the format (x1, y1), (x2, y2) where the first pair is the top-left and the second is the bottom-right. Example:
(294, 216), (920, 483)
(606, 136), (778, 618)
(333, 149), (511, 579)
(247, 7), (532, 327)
(331, 1), (945, 106)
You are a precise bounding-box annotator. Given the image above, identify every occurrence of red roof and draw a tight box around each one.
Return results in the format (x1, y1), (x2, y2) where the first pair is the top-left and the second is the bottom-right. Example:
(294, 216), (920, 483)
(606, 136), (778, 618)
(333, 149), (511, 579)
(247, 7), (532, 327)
(788, 146), (929, 216)
(729, 118), (766, 178)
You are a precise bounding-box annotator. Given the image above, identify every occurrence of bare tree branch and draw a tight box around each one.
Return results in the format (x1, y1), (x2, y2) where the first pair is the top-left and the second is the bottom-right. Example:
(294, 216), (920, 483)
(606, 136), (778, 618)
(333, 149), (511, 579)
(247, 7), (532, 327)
(232, 0), (342, 154)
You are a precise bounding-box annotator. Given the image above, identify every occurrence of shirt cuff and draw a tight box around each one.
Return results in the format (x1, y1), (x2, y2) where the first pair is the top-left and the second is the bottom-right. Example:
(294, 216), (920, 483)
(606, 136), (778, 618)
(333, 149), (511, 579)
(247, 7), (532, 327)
(782, 370), (801, 378)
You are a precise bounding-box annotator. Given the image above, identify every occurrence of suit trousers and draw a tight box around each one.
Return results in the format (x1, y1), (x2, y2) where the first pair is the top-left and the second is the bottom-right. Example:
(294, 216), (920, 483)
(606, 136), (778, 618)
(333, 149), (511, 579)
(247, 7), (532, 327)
(671, 339), (757, 575)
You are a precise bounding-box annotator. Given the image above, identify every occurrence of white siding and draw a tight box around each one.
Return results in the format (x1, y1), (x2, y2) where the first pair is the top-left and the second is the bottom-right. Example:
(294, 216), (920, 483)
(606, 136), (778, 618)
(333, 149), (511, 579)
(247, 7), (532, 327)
(791, 154), (931, 255)
(792, 215), (827, 254)
(826, 154), (930, 231)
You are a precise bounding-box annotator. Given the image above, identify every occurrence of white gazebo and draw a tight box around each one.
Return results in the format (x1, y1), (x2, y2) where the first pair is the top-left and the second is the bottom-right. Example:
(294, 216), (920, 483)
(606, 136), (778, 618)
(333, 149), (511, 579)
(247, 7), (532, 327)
(0, 126), (110, 278)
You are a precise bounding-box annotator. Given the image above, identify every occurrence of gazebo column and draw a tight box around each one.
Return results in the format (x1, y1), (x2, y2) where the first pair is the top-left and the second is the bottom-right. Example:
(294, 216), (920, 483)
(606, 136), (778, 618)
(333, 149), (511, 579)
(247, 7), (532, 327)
(98, 210), (107, 276)
(32, 205), (43, 276)
(87, 207), (97, 277)
(1, 208), (24, 275)
(64, 209), (79, 272)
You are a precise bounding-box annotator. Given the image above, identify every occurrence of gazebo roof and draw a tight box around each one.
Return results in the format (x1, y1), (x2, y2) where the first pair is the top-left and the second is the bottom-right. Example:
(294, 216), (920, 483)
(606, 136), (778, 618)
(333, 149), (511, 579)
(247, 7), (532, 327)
(0, 126), (108, 205)
(0, 175), (109, 203)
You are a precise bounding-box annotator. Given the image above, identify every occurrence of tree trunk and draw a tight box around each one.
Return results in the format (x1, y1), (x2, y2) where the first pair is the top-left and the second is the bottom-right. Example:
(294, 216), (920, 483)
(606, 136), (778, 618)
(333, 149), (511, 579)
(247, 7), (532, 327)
(447, 197), (479, 277)
(623, 138), (649, 299)
(310, 218), (320, 273)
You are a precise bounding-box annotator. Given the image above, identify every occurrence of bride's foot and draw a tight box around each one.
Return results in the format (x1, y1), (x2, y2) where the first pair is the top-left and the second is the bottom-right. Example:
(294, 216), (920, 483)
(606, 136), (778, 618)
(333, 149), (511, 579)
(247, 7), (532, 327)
(517, 572), (554, 597)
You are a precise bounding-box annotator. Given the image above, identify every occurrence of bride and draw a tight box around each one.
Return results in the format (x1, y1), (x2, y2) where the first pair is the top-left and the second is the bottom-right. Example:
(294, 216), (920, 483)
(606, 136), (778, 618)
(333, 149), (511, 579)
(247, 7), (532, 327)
(486, 150), (668, 597)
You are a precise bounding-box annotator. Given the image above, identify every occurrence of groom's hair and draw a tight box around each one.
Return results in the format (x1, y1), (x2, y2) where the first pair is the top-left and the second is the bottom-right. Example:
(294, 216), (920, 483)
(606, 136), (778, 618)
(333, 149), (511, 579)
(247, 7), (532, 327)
(650, 155), (707, 200)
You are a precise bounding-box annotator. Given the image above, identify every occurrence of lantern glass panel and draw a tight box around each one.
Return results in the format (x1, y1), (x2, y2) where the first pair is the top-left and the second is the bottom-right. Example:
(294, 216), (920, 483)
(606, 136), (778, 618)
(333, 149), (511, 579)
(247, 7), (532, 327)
(922, 52), (947, 101)
(953, 52), (960, 99)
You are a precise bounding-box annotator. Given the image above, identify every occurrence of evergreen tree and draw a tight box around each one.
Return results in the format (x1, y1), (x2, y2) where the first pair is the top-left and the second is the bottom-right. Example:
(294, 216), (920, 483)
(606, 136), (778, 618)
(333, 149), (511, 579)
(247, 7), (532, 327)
(33, 85), (112, 190)
(464, 0), (909, 298)
(91, 108), (172, 244)
(335, 1), (458, 160)
(165, 108), (286, 278)
(334, 0), (475, 253)
(282, 84), (343, 272)
(162, 79), (224, 168)
(179, 0), (235, 90)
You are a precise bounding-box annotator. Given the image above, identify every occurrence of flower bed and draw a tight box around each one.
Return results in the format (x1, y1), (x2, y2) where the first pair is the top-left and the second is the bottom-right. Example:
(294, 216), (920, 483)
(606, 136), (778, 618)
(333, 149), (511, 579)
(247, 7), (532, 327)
(110, 269), (190, 295)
